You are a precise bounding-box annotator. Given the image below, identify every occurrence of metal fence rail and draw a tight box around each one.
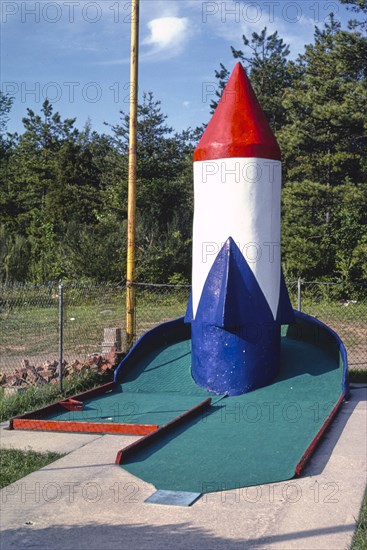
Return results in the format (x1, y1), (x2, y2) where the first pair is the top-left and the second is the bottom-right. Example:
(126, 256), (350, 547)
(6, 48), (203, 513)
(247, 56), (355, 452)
(0, 281), (366, 386)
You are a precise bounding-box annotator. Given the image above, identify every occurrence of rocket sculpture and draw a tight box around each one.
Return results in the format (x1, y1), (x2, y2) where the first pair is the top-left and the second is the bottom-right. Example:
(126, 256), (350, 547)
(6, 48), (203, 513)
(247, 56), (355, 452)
(185, 62), (294, 396)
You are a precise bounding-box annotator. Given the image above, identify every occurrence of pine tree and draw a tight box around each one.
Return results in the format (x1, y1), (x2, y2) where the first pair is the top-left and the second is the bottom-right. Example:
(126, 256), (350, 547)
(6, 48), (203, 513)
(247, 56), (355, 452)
(280, 15), (367, 281)
(340, 0), (367, 29)
(106, 92), (195, 282)
(211, 28), (292, 131)
(279, 15), (367, 186)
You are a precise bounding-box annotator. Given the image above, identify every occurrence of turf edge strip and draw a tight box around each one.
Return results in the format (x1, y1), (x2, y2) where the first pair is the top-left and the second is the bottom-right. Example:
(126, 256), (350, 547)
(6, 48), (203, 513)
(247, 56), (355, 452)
(115, 397), (212, 464)
(295, 392), (346, 476)
(9, 381), (116, 428)
(11, 418), (158, 435)
(8, 381), (160, 435)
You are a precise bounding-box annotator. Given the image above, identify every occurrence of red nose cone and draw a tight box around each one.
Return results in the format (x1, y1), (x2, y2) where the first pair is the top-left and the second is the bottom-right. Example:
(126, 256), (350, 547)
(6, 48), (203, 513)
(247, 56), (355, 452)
(195, 62), (281, 162)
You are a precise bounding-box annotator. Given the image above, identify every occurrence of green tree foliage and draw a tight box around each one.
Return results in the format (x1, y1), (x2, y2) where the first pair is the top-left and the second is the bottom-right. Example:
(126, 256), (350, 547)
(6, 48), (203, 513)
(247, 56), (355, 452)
(0, 94), (195, 284)
(0, 92), (14, 155)
(282, 182), (332, 279)
(6, 100), (78, 229)
(211, 28), (292, 131)
(0, 93), (17, 223)
(0, 101), (117, 282)
(0, 225), (30, 284)
(280, 15), (367, 281)
(1, 11), (366, 285)
(107, 92), (195, 282)
(340, 0), (367, 29)
(0, 94), (29, 283)
(279, 15), (367, 186)
(332, 183), (367, 281)
(282, 180), (367, 282)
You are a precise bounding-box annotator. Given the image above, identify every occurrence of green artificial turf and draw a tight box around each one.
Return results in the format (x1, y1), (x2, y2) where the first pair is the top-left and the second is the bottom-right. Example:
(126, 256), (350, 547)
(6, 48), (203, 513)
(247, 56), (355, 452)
(43, 389), (208, 426)
(120, 336), (343, 493)
(22, 323), (344, 494)
(42, 340), (214, 427)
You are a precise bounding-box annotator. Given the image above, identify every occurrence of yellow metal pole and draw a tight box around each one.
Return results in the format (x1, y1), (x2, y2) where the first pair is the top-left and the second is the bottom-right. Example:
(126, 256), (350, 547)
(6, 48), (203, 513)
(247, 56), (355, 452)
(126, 0), (139, 349)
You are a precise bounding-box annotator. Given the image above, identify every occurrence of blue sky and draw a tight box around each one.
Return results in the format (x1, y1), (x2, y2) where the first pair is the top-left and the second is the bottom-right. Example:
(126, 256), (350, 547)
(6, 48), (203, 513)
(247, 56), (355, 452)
(1, 0), (356, 136)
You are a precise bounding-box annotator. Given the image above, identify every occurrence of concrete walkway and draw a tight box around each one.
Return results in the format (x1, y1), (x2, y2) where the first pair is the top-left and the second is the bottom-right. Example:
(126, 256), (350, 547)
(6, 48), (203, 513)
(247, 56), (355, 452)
(1, 385), (366, 550)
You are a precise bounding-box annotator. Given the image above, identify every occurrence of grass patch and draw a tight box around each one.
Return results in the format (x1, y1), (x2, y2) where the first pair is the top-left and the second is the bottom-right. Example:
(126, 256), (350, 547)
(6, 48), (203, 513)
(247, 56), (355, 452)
(0, 371), (111, 422)
(0, 301), (123, 358)
(0, 448), (63, 489)
(135, 288), (189, 338)
(349, 369), (367, 383)
(0, 285), (190, 359)
(351, 488), (367, 550)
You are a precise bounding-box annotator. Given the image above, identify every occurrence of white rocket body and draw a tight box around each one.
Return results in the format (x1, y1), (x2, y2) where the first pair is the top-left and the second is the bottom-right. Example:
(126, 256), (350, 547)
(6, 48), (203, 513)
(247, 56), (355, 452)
(192, 157), (281, 319)
(186, 62), (294, 395)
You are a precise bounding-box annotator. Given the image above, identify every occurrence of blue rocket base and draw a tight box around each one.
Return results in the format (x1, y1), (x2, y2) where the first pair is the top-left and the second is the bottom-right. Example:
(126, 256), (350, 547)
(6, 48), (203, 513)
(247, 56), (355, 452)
(191, 322), (281, 395)
(185, 238), (294, 396)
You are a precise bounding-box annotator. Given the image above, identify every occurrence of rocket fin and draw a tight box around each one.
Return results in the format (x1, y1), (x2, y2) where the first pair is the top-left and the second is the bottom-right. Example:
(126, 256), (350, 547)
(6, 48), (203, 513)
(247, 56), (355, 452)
(276, 270), (295, 324)
(195, 237), (274, 328)
(184, 292), (193, 323)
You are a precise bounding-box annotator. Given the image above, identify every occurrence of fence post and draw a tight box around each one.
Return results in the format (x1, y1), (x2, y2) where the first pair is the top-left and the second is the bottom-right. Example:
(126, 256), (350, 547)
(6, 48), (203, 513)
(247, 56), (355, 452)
(59, 282), (64, 393)
(297, 277), (302, 312)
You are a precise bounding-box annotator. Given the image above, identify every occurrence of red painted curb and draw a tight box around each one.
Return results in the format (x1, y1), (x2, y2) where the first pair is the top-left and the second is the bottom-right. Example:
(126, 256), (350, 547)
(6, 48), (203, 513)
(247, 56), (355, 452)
(295, 393), (345, 476)
(115, 397), (212, 465)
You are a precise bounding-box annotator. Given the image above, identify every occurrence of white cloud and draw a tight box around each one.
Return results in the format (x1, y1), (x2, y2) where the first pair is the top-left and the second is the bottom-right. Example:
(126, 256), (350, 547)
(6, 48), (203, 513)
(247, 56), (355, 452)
(143, 17), (191, 55)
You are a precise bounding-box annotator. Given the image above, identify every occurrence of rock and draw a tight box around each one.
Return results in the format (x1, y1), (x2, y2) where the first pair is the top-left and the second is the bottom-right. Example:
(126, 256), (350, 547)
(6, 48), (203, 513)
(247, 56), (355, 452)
(6, 374), (23, 387)
(35, 368), (55, 382)
(88, 363), (100, 371)
(101, 363), (113, 372)
(85, 355), (103, 368)
(105, 349), (125, 367)
(25, 367), (38, 383)
(63, 366), (73, 377)
(49, 360), (59, 371)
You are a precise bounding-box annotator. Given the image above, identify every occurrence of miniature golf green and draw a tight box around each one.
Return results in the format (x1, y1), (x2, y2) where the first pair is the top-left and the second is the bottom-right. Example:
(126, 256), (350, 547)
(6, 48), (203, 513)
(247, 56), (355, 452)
(42, 390), (209, 427)
(117, 325), (345, 493)
(42, 341), (214, 427)
(20, 313), (346, 494)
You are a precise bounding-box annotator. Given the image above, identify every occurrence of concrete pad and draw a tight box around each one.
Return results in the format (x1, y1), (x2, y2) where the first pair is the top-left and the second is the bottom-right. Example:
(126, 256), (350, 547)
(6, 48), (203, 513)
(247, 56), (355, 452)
(0, 386), (366, 550)
(0, 422), (102, 454)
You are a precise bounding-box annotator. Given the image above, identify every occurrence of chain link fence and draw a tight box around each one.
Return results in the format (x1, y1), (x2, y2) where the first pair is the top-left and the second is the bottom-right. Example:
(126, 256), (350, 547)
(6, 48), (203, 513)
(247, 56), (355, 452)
(293, 281), (367, 370)
(135, 283), (190, 339)
(0, 282), (125, 389)
(0, 280), (366, 389)
(135, 281), (366, 370)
